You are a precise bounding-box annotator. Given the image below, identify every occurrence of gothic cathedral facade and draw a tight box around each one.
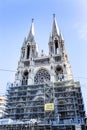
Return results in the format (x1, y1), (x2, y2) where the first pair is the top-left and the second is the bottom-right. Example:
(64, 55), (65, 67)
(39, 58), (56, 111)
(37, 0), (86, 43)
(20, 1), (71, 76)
(4, 15), (86, 130)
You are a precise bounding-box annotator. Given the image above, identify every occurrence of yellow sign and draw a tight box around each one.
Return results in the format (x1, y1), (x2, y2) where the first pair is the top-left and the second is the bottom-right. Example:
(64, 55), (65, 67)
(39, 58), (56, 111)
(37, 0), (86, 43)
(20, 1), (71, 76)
(44, 103), (54, 111)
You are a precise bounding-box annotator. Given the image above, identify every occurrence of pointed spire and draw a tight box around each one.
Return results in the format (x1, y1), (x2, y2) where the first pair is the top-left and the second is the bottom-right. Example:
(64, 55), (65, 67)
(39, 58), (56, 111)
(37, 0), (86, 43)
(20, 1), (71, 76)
(52, 14), (60, 37)
(49, 32), (53, 42)
(60, 31), (64, 41)
(22, 37), (26, 48)
(27, 18), (35, 42)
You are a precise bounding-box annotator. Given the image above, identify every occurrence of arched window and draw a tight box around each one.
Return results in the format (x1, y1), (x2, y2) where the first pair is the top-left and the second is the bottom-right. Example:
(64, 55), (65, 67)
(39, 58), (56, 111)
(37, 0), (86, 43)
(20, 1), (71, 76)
(21, 49), (25, 58)
(34, 69), (50, 84)
(55, 66), (64, 81)
(26, 45), (30, 59)
(50, 45), (54, 54)
(55, 66), (63, 75)
(54, 39), (59, 54)
(22, 70), (28, 85)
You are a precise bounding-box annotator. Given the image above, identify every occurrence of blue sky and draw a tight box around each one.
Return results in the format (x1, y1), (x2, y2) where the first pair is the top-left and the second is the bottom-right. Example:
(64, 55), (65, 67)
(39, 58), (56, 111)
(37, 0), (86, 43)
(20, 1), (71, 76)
(0, 0), (87, 113)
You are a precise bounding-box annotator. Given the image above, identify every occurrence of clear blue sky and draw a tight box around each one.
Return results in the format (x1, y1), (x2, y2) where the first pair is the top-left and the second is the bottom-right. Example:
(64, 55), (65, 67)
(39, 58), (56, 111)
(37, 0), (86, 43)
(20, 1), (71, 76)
(0, 0), (87, 114)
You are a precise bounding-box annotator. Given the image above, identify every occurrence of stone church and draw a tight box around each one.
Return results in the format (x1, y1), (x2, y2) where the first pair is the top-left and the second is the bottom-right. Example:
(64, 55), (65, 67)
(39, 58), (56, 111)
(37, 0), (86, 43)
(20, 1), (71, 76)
(0, 15), (86, 130)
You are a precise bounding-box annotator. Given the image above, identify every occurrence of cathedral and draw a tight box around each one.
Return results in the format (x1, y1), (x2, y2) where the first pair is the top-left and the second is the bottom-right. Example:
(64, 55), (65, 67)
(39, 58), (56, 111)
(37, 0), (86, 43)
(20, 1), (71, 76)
(0, 15), (86, 130)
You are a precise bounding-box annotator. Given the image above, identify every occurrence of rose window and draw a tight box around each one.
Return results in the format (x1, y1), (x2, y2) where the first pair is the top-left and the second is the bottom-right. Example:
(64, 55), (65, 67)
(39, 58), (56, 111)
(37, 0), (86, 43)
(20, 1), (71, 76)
(34, 69), (50, 84)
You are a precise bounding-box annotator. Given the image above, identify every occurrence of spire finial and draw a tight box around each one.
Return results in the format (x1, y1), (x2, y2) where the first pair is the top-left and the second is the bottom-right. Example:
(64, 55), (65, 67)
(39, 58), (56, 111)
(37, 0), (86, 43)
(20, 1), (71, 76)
(51, 14), (60, 36)
(53, 13), (55, 18)
(27, 18), (35, 42)
(32, 18), (34, 23)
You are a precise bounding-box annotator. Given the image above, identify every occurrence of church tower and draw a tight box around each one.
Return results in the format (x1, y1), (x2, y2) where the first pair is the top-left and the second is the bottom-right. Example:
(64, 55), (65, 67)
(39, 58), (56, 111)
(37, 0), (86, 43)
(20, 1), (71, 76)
(48, 14), (72, 82)
(15, 14), (72, 87)
(4, 15), (86, 130)
(15, 19), (38, 86)
(21, 19), (38, 59)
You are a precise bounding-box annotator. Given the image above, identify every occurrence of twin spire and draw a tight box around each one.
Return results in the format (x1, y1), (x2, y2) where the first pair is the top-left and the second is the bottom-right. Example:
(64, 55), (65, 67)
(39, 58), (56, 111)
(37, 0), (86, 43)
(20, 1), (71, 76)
(27, 18), (35, 42)
(27, 14), (63, 43)
(52, 14), (60, 37)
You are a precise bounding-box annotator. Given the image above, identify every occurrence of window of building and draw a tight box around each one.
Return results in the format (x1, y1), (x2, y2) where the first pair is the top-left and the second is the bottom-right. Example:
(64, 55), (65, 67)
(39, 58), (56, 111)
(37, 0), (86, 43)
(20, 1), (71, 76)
(55, 39), (59, 54)
(26, 45), (30, 59)
(34, 69), (50, 84)
(22, 70), (28, 85)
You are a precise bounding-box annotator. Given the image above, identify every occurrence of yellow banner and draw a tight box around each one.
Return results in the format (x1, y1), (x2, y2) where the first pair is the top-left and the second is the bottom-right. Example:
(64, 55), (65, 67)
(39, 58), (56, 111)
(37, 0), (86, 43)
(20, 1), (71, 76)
(44, 103), (54, 111)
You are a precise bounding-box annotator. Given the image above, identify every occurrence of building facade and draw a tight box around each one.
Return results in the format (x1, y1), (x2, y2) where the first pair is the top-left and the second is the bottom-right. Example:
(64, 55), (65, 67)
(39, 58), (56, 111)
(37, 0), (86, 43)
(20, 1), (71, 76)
(1, 15), (86, 130)
(0, 96), (6, 118)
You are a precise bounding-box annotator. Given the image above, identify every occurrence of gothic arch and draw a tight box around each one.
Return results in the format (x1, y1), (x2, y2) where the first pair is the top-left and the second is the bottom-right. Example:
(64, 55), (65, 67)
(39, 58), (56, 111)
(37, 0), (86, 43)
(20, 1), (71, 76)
(54, 37), (59, 54)
(55, 65), (64, 81)
(33, 96), (45, 102)
(22, 70), (29, 85)
(26, 43), (31, 59)
(34, 68), (50, 84)
(55, 65), (63, 75)
(58, 100), (66, 104)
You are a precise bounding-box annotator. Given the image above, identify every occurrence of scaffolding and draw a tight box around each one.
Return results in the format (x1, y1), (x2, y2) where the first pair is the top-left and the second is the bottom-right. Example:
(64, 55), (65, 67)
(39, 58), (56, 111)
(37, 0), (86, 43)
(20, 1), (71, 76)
(0, 15), (87, 130)
(0, 80), (85, 130)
